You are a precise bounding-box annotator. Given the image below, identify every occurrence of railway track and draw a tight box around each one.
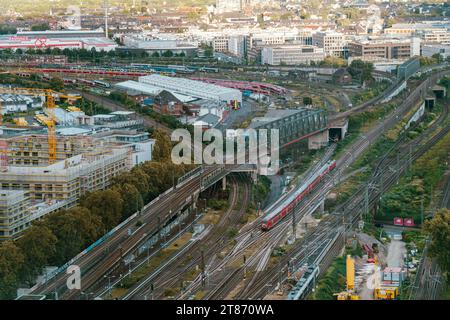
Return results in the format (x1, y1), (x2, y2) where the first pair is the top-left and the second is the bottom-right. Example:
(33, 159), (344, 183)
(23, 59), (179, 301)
(408, 159), (450, 300)
(213, 76), (450, 300)
(31, 166), (221, 299)
(123, 174), (251, 300)
(28, 64), (449, 301)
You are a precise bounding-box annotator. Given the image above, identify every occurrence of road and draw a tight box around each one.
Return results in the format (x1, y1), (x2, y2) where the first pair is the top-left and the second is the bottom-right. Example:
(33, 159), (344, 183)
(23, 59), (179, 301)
(386, 240), (406, 268)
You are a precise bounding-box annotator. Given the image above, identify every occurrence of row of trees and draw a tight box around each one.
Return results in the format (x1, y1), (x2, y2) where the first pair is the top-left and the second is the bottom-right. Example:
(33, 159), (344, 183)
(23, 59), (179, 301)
(419, 54), (450, 67)
(0, 25), (17, 35)
(6, 47), (205, 63)
(424, 209), (450, 276)
(0, 130), (193, 299)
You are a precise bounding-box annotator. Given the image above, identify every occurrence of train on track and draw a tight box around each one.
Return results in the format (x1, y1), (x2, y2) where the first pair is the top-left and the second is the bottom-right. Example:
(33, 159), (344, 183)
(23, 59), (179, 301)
(261, 160), (337, 231)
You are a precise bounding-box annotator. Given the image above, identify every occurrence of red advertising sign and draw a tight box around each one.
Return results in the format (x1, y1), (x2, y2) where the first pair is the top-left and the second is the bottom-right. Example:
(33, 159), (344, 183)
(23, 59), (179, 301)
(393, 217), (404, 226)
(404, 218), (415, 227)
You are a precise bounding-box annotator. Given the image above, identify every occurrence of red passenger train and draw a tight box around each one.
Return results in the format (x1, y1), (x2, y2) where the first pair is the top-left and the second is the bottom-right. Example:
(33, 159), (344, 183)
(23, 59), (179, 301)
(261, 160), (337, 231)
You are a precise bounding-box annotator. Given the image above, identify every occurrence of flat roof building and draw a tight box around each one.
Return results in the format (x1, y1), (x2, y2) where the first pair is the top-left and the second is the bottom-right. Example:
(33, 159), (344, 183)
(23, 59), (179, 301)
(312, 31), (347, 57)
(0, 29), (117, 52)
(261, 45), (325, 65)
(348, 36), (421, 60)
(138, 74), (242, 104)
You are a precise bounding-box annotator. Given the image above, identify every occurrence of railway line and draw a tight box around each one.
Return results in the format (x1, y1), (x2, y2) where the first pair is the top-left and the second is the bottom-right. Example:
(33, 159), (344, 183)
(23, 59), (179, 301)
(408, 157), (450, 300)
(179, 70), (450, 300)
(122, 174), (251, 300)
(30, 166), (225, 299)
(270, 105), (450, 301)
(24, 63), (449, 300)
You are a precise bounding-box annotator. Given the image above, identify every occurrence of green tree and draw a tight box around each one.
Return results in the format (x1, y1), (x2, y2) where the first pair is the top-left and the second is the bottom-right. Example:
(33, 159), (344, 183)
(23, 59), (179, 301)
(321, 56), (347, 67)
(162, 50), (174, 58)
(349, 59), (374, 84)
(80, 189), (124, 232)
(49, 77), (64, 91)
(31, 23), (49, 31)
(424, 209), (450, 274)
(41, 207), (103, 265)
(432, 53), (443, 63)
(16, 225), (57, 285)
(0, 25), (17, 35)
(0, 241), (25, 299)
(113, 168), (150, 202)
(152, 129), (172, 161)
(303, 96), (313, 105)
(80, 189), (123, 232)
(113, 183), (144, 219)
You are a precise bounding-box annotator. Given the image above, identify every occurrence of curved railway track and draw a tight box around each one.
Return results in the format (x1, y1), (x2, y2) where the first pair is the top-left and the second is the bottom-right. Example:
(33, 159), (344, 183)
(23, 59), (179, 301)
(124, 174), (251, 300)
(196, 72), (450, 300)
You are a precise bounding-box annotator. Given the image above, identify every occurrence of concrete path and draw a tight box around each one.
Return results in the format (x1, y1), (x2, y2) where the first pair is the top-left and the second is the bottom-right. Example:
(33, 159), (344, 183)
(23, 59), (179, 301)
(386, 240), (406, 268)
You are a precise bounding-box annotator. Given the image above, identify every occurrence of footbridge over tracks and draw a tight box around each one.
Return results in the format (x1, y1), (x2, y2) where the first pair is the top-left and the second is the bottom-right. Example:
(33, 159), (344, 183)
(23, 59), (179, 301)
(249, 108), (329, 150)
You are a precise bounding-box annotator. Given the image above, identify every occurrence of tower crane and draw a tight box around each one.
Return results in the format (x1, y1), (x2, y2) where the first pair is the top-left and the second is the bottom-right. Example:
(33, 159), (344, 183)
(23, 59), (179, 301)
(0, 87), (80, 164)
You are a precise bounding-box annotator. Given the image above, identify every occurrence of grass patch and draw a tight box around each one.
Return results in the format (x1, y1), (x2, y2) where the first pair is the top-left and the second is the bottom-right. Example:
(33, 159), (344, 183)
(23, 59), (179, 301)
(311, 255), (347, 300)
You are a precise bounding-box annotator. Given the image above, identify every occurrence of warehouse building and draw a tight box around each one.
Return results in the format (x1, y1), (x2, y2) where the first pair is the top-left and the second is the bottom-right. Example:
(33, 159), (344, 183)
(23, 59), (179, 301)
(0, 29), (117, 52)
(116, 75), (242, 105)
(138, 74), (242, 104)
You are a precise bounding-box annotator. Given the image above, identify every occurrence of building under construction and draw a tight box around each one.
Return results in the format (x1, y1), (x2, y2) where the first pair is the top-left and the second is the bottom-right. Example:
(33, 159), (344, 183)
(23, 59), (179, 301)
(0, 130), (153, 240)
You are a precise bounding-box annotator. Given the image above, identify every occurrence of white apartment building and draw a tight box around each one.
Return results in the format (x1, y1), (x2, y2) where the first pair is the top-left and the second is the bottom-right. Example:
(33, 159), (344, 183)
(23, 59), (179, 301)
(0, 94), (44, 114)
(312, 31), (347, 57)
(261, 45), (325, 65)
(418, 29), (450, 45)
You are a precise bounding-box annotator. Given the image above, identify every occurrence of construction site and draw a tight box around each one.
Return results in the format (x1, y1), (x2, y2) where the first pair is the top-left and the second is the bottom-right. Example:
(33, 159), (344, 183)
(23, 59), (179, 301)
(0, 87), (154, 241)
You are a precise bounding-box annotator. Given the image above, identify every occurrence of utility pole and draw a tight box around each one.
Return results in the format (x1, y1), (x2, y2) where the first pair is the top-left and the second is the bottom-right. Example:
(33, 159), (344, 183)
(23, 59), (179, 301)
(201, 250), (205, 288)
(292, 208), (296, 240)
(364, 184), (369, 218)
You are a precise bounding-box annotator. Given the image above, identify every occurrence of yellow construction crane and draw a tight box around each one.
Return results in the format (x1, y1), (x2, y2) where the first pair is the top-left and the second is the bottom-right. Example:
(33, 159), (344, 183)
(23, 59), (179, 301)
(0, 87), (80, 164)
(334, 255), (360, 300)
